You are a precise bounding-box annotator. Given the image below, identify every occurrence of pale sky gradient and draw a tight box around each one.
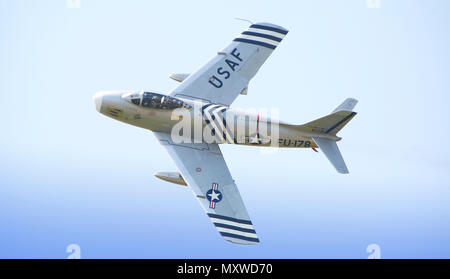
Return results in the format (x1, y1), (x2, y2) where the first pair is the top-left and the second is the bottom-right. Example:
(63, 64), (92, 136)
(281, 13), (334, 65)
(1, 0), (450, 258)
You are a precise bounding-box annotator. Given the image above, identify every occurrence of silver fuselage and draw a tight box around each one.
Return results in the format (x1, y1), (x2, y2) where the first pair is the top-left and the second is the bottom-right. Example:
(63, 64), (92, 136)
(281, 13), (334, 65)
(94, 90), (320, 148)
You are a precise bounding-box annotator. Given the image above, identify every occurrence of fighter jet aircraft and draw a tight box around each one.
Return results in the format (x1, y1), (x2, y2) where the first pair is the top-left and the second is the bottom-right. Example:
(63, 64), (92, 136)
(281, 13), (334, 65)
(93, 22), (358, 245)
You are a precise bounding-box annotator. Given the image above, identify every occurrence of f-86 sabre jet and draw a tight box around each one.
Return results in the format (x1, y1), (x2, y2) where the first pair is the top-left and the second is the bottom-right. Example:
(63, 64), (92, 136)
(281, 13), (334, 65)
(93, 22), (358, 245)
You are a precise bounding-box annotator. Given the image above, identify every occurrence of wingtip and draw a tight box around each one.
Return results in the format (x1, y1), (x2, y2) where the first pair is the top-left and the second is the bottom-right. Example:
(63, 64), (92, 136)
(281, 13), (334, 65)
(250, 22), (289, 34)
(224, 237), (260, 245)
(338, 169), (350, 174)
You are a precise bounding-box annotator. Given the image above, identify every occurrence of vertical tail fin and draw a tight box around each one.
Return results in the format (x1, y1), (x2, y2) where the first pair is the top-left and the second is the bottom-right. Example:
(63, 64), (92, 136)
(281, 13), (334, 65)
(332, 98), (358, 113)
(301, 98), (358, 136)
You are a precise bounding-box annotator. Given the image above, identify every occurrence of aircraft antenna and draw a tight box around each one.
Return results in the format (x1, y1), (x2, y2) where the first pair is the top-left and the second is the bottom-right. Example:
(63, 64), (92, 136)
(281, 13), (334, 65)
(234, 18), (254, 25)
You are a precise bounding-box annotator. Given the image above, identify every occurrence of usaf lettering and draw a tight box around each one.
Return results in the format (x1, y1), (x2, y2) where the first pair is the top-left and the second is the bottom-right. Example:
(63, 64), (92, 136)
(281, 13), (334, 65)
(208, 48), (243, 88)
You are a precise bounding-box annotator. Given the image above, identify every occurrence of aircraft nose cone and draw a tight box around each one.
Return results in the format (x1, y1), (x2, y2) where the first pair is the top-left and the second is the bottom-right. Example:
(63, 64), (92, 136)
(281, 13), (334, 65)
(93, 91), (104, 112)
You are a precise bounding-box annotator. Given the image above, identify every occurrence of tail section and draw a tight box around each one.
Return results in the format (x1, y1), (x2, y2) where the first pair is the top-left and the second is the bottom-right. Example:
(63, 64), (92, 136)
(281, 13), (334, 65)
(300, 98), (358, 174)
(302, 98), (358, 136)
(311, 137), (349, 174)
(332, 98), (358, 113)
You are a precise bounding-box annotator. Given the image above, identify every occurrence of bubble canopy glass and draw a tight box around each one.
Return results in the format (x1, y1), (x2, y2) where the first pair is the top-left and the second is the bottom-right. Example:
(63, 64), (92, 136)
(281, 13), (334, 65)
(122, 91), (191, 110)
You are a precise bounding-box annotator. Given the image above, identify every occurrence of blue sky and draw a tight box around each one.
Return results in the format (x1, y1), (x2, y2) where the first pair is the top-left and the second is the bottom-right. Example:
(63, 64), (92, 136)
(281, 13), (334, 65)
(1, 0), (450, 258)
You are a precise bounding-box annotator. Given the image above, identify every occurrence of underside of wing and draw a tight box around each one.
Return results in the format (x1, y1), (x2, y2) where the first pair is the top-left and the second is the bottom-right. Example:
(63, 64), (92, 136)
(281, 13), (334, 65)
(153, 132), (259, 245)
(170, 22), (288, 106)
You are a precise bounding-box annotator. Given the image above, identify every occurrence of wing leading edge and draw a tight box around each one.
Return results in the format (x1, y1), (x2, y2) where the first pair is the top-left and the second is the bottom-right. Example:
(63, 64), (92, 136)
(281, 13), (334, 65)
(154, 132), (259, 245)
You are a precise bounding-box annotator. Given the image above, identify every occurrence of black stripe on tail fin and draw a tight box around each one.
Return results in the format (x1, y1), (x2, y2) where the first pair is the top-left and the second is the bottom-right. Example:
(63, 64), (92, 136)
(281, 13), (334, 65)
(300, 110), (357, 136)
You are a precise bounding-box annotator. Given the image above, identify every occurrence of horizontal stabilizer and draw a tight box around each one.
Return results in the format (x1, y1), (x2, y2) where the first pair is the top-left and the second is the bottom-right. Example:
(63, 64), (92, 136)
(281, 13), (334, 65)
(312, 137), (349, 174)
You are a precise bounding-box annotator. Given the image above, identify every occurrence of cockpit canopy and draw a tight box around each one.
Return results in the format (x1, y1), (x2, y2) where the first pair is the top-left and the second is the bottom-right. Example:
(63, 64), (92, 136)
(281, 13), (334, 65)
(122, 91), (191, 110)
